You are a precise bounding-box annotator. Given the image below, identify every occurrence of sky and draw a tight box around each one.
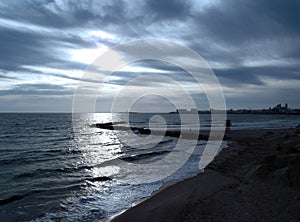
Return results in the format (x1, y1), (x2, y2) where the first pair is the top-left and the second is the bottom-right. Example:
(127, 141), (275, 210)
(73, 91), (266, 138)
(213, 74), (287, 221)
(0, 0), (300, 112)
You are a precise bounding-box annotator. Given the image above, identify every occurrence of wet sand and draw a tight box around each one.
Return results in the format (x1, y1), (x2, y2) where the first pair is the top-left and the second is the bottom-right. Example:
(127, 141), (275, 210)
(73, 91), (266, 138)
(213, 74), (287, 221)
(111, 128), (300, 222)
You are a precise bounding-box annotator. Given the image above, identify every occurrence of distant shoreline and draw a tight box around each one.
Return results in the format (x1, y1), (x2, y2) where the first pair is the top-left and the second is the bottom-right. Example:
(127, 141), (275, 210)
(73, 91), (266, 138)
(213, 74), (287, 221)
(0, 112), (300, 115)
(169, 112), (300, 115)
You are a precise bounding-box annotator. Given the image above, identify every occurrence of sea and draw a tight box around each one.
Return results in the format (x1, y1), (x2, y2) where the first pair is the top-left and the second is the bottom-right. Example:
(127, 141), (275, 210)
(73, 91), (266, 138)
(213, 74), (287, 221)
(0, 113), (300, 222)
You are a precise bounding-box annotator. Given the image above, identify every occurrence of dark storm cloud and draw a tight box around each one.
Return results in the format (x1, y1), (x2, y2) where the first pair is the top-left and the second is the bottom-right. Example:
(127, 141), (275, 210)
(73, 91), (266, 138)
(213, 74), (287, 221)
(0, 73), (17, 80)
(196, 0), (300, 59)
(145, 0), (191, 20)
(192, 0), (300, 45)
(215, 64), (300, 87)
(0, 28), (60, 71)
(182, 0), (300, 89)
(0, 0), (125, 29)
(0, 0), (129, 77)
(0, 83), (74, 96)
(0, 25), (97, 72)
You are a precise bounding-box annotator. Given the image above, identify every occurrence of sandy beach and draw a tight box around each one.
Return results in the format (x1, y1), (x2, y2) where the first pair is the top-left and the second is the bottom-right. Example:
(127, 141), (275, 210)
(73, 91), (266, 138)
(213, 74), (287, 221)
(111, 128), (300, 222)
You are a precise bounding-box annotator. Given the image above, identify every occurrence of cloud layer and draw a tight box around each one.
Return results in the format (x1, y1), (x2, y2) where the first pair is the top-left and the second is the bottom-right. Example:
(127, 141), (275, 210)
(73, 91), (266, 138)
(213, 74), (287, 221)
(1, 0), (300, 111)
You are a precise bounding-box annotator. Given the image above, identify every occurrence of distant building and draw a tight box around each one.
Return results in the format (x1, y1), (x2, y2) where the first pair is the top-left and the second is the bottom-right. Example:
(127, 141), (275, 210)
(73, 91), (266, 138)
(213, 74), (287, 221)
(272, 103), (289, 113)
(171, 103), (299, 115)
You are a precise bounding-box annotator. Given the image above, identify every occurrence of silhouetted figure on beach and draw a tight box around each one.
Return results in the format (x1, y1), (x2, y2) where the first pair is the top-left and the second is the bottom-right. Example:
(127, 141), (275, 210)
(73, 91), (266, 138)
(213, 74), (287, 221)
(226, 119), (232, 129)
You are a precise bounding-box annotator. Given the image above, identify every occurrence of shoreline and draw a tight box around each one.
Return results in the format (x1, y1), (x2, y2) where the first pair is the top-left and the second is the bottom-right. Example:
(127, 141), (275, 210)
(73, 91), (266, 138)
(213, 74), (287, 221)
(110, 128), (300, 222)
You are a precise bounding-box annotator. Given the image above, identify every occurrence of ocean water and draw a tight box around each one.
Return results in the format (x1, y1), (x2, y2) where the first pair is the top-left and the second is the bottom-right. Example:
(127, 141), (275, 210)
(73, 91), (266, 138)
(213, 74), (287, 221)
(0, 113), (299, 222)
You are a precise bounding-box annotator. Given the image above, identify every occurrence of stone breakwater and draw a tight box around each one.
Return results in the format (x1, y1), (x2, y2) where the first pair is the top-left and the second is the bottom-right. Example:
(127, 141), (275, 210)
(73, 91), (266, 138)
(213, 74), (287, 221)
(93, 122), (215, 140)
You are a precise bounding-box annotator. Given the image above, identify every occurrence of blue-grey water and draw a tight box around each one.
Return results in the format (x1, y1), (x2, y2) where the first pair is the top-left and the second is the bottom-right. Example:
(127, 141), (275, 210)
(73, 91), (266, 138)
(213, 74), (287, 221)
(0, 113), (299, 222)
